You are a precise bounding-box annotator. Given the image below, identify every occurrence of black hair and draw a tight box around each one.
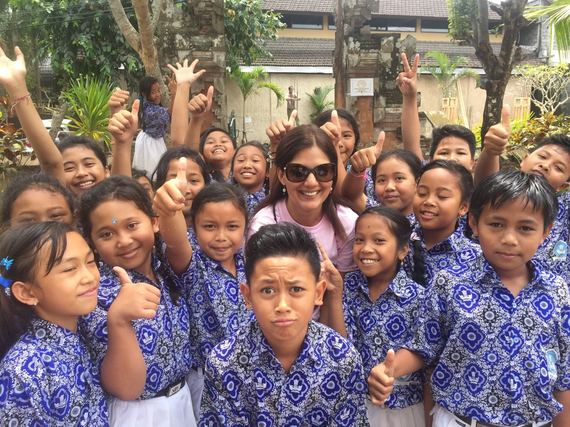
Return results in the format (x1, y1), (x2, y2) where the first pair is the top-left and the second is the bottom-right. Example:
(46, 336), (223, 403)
(78, 176), (182, 303)
(419, 160), (474, 204)
(430, 125), (476, 159)
(245, 223), (321, 282)
(231, 140), (270, 194)
(372, 149), (422, 183)
(78, 176), (155, 243)
(139, 76), (159, 100)
(198, 127), (237, 182)
(256, 124), (348, 240)
(0, 222), (74, 358)
(152, 146), (210, 189)
(132, 168), (151, 182)
(356, 206), (412, 250)
(190, 182), (248, 229)
(1, 173), (75, 224)
(313, 108), (361, 155)
(470, 171), (558, 231)
(57, 135), (108, 168)
(533, 134), (570, 180)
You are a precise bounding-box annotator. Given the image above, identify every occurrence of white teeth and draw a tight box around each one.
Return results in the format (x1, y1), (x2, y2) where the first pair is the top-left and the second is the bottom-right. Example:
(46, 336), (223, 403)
(361, 259), (378, 264)
(78, 181), (94, 188)
(302, 191), (318, 196)
(241, 172), (254, 177)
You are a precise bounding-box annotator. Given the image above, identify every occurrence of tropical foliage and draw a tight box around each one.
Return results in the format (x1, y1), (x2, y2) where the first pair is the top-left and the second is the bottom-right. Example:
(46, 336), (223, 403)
(63, 76), (114, 150)
(525, 0), (570, 60)
(424, 51), (479, 98)
(515, 64), (570, 115)
(230, 67), (284, 142)
(306, 86), (335, 121)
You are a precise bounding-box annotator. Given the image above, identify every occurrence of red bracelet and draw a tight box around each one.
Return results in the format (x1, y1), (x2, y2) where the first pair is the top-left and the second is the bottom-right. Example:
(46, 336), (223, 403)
(350, 168), (367, 179)
(10, 93), (31, 112)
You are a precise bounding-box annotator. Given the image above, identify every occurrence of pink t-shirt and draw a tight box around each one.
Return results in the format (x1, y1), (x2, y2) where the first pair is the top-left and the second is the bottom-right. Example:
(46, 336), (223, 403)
(248, 199), (358, 272)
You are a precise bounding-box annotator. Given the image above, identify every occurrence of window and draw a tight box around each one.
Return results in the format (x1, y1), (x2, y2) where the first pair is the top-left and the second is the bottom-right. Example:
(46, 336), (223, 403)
(421, 18), (449, 33)
(282, 14), (323, 30)
(367, 17), (416, 32)
(328, 15), (336, 30)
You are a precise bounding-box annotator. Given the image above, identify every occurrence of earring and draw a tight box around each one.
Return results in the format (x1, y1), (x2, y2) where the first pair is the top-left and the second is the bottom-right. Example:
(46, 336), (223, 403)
(282, 187), (287, 195)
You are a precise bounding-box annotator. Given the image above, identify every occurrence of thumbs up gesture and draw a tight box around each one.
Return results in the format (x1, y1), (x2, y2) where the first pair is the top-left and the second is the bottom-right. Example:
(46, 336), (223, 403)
(368, 349), (396, 406)
(108, 87), (131, 116)
(266, 109), (297, 148)
(108, 99), (140, 145)
(188, 85), (214, 118)
(483, 105), (511, 156)
(320, 109), (343, 147)
(153, 157), (188, 217)
(349, 131), (385, 175)
(108, 266), (161, 324)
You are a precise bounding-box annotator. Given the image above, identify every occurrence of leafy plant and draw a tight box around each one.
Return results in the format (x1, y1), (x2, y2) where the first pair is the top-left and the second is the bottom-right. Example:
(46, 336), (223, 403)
(306, 86), (334, 121)
(425, 51), (479, 98)
(63, 76), (113, 151)
(515, 64), (570, 115)
(525, 0), (570, 61)
(230, 67), (284, 142)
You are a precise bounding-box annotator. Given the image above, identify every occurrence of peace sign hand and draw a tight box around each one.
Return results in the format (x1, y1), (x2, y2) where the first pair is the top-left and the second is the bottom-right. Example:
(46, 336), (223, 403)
(396, 53), (419, 97)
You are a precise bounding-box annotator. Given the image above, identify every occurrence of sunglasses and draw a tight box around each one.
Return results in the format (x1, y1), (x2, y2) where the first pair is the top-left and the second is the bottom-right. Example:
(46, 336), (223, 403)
(284, 163), (337, 183)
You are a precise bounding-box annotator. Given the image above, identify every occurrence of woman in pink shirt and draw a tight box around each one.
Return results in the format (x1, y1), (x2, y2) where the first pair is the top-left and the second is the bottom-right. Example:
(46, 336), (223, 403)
(249, 125), (357, 273)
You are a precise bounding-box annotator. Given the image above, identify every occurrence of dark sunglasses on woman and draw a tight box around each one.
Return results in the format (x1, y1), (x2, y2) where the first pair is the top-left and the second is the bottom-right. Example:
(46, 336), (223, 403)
(284, 163), (337, 183)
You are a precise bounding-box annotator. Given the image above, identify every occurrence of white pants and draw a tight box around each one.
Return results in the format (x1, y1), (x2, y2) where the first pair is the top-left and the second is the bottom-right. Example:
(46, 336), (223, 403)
(186, 368), (205, 422)
(431, 404), (551, 427)
(132, 131), (167, 178)
(109, 382), (196, 427)
(367, 401), (425, 427)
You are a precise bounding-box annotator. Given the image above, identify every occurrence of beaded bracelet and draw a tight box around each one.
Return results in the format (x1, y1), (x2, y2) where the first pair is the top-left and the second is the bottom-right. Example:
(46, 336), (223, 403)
(10, 92), (31, 113)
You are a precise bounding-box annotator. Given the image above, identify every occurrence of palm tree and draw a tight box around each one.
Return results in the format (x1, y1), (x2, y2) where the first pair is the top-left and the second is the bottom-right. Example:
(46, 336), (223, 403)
(525, 0), (570, 61)
(306, 86), (335, 121)
(230, 67), (284, 142)
(424, 51), (479, 98)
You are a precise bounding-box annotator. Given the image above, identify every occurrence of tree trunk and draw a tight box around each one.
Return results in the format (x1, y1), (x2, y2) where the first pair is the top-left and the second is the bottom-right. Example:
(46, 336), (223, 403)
(334, 0), (345, 108)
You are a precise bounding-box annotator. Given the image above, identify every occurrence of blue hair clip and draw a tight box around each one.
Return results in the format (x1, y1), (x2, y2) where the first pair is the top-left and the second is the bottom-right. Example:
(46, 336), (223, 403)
(0, 257), (13, 270)
(0, 275), (12, 289)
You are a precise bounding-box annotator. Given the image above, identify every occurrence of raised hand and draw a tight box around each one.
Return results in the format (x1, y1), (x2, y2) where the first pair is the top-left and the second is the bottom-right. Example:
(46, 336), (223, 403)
(368, 349), (396, 406)
(152, 157), (188, 217)
(483, 105), (511, 156)
(109, 266), (161, 322)
(188, 85), (214, 118)
(396, 53), (419, 97)
(108, 99), (140, 145)
(350, 131), (385, 174)
(167, 59), (206, 86)
(320, 109), (342, 146)
(318, 243), (343, 294)
(266, 109), (297, 148)
(0, 46), (28, 95)
(108, 88), (131, 116)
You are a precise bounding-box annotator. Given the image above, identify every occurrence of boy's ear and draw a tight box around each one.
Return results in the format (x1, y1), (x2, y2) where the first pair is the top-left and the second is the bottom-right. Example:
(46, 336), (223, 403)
(468, 213), (479, 237)
(458, 202), (469, 217)
(239, 283), (252, 309)
(542, 223), (553, 241)
(398, 244), (409, 262)
(314, 279), (326, 307)
(11, 281), (39, 306)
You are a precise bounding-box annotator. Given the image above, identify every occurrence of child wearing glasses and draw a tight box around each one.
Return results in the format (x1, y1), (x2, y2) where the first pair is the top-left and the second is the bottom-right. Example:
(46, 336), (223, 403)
(249, 125), (358, 276)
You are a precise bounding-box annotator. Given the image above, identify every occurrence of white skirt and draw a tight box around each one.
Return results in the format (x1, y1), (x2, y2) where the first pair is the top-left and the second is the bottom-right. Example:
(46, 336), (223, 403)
(367, 401), (425, 427)
(132, 131), (167, 178)
(186, 368), (205, 421)
(431, 404), (551, 427)
(109, 383), (196, 427)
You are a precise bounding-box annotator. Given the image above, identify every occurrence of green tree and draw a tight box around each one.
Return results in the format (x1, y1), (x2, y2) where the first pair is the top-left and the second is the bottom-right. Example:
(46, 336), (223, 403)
(525, 0), (570, 61)
(306, 86), (335, 121)
(424, 51), (479, 98)
(447, 0), (528, 139)
(230, 67), (284, 142)
(225, 0), (285, 73)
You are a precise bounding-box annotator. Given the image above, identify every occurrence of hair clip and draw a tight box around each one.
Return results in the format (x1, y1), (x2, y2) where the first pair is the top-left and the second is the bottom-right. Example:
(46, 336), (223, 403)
(0, 275), (12, 289)
(0, 257), (14, 270)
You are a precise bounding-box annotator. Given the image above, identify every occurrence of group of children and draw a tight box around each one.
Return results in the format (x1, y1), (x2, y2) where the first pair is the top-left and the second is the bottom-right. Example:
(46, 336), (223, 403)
(0, 44), (568, 427)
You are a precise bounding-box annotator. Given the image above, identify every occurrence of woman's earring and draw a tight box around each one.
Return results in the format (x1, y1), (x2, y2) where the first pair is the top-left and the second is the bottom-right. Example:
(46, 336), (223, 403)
(282, 187), (287, 195)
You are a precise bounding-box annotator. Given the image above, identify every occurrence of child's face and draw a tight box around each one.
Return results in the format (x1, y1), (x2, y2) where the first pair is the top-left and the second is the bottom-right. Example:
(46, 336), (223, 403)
(166, 158), (205, 214)
(62, 146), (108, 196)
(148, 83), (161, 104)
(136, 176), (154, 201)
(278, 145), (335, 216)
(232, 145), (267, 192)
(203, 131), (235, 167)
(24, 232), (99, 331)
(469, 198), (551, 279)
(374, 157), (417, 216)
(337, 118), (356, 165)
(414, 168), (468, 236)
(89, 200), (158, 277)
(353, 215), (407, 282)
(194, 201), (246, 271)
(240, 255), (326, 356)
(10, 189), (74, 226)
(520, 144), (570, 192)
(432, 136), (474, 172)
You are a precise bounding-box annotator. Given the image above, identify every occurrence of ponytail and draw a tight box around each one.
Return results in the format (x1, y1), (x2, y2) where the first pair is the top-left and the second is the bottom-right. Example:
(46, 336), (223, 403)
(411, 240), (427, 287)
